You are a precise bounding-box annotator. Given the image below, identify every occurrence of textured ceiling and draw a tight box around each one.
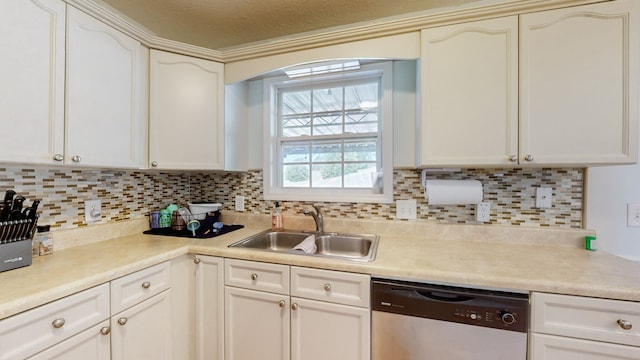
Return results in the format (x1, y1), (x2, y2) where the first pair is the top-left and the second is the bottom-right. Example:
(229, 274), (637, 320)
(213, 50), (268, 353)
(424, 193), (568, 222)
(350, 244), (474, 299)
(99, 0), (477, 50)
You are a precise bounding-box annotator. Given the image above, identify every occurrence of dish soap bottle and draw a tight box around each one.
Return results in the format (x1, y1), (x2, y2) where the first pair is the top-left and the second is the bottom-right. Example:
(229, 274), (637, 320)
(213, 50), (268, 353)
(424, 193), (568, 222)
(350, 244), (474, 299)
(271, 202), (283, 231)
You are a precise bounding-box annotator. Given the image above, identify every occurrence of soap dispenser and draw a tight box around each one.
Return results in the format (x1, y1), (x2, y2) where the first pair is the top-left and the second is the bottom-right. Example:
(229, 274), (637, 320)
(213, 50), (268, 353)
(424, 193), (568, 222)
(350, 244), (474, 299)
(271, 202), (283, 231)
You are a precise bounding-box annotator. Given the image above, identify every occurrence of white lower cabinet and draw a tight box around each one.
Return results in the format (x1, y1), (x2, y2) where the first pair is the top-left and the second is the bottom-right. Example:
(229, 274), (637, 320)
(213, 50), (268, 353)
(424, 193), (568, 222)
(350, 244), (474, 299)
(530, 292), (640, 359)
(110, 289), (173, 360)
(110, 261), (174, 360)
(290, 297), (370, 360)
(194, 255), (225, 360)
(224, 259), (371, 360)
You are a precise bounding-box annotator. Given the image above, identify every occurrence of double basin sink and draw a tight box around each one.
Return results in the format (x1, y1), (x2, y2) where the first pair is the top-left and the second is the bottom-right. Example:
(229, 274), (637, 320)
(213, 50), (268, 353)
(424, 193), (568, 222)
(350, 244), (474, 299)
(228, 229), (379, 262)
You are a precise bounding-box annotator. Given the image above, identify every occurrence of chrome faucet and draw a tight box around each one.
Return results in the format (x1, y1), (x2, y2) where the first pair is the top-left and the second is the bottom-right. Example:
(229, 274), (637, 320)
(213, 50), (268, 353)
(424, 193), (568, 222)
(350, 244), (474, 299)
(303, 205), (324, 233)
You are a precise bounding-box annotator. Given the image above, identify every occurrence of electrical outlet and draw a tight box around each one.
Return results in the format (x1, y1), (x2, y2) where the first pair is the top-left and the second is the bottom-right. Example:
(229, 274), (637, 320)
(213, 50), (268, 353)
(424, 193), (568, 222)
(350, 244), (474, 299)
(628, 203), (640, 227)
(536, 187), (552, 208)
(84, 200), (102, 223)
(396, 199), (417, 220)
(476, 202), (491, 222)
(235, 195), (245, 212)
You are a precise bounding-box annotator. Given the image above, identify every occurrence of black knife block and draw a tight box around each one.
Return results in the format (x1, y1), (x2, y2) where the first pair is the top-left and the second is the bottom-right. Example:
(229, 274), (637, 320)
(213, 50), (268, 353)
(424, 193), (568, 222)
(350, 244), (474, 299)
(0, 218), (38, 272)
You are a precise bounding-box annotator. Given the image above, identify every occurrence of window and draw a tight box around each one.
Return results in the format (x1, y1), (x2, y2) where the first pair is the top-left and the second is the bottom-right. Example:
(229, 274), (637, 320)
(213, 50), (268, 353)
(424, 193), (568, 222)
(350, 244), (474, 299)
(263, 61), (393, 203)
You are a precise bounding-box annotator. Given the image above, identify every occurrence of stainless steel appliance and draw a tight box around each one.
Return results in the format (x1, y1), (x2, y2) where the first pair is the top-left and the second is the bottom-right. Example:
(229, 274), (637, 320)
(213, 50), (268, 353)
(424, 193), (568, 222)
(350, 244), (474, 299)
(372, 278), (529, 360)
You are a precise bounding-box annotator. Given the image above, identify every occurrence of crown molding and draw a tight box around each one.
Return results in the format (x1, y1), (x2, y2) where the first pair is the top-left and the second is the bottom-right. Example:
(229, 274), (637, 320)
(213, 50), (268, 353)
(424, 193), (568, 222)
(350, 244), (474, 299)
(221, 0), (604, 62)
(64, 0), (224, 62)
(68, 0), (605, 64)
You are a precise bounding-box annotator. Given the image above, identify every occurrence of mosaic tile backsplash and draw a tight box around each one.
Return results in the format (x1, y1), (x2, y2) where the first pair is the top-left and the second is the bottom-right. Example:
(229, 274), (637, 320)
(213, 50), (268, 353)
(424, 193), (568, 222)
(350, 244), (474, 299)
(0, 166), (583, 230)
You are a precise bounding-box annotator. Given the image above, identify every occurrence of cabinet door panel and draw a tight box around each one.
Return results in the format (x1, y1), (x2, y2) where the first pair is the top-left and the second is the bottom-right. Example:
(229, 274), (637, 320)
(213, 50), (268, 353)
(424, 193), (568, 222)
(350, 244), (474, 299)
(0, 0), (65, 164)
(66, 6), (146, 168)
(520, 0), (638, 165)
(419, 16), (518, 166)
(111, 290), (173, 360)
(225, 286), (289, 360)
(195, 256), (224, 360)
(291, 297), (370, 360)
(149, 50), (225, 170)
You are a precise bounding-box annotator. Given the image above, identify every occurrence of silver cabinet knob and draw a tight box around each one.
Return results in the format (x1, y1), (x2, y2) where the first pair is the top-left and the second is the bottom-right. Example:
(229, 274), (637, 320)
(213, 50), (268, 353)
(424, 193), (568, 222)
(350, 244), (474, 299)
(509, 155), (518, 162)
(618, 319), (633, 330)
(291, 303), (299, 311)
(194, 257), (201, 264)
(324, 283), (331, 291)
(151, 161), (158, 167)
(117, 317), (128, 326)
(251, 273), (258, 281)
(53, 154), (64, 162)
(52, 318), (65, 328)
(278, 300), (286, 308)
(100, 326), (111, 335)
(71, 155), (81, 163)
(141, 281), (151, 289)
(524, 155), (534, 162)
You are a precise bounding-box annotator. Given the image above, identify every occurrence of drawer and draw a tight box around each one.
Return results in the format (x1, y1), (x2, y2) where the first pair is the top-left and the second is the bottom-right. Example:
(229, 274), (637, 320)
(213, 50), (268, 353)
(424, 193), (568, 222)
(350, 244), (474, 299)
(530, 333), (640, 360)
(532, 292), (640, 347)
(291, 266), (370, 308)
(111, 261), (171, 314)
(225, 259), (289, 295)
(0, 283), (110, 360)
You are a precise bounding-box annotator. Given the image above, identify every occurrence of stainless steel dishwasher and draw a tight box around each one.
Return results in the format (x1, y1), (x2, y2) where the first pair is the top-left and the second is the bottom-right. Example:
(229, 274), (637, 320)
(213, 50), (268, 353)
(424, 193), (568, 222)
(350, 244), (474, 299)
(372, 278), (529, 360)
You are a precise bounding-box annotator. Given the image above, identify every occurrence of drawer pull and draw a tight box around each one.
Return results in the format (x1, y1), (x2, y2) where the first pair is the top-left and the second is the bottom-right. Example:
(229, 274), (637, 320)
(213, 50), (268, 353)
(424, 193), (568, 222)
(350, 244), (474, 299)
(251, 273), (258, 281)
(278, 300), (286, 308)
(117, 317), (128, 326)
(100, 326), (111, 335)
(141, 281), (151, 289)
(194, 257), (201, 264)
(52, 318), (65, 329)
(291, 303), (299, 311)
(324, 283), (332, 291)
(618, 319), (633, 330)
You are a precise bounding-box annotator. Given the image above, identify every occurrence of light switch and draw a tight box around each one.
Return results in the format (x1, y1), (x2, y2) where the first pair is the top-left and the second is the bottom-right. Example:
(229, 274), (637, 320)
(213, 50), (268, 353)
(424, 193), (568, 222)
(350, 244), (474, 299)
(396, 199), (417, 220)
(628, 203), (640, 227)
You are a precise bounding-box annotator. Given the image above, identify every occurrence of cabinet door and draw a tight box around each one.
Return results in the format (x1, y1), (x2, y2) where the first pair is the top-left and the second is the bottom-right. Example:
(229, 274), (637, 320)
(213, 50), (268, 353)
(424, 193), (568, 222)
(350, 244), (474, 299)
(530, 333), (640, 360)
(149, 50), (225, 170)
(0, 0), (65, 164)
(290, 297), (370, 360)
(111, 290), (173, 360)
(27, 320), (111, 360)
(225, 286), (290, 360)
(195, 255), (224, 360)
(419, 16), (518, 166)
(66, 6), (147, 168)
(520, 0), (638, 165)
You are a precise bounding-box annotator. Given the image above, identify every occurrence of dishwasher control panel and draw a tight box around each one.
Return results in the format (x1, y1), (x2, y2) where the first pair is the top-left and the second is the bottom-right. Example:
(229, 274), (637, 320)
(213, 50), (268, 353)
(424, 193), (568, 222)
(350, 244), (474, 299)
(372, 279), (529, 333)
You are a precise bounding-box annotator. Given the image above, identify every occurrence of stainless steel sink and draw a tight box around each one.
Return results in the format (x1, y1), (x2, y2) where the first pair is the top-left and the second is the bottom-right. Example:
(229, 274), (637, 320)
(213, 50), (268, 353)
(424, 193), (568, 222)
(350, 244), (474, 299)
(228, 230), (379, 262)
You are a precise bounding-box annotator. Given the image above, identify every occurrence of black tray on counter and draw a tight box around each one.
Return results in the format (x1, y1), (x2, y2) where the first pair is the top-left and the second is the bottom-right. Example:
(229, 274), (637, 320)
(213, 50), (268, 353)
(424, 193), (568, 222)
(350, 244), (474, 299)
(143, 224), (244, 239)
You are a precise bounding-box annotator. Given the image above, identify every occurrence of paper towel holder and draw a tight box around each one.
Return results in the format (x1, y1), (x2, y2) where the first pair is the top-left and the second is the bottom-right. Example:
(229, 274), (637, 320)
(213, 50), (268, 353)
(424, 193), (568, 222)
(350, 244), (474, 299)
(421, 168), (462, 188)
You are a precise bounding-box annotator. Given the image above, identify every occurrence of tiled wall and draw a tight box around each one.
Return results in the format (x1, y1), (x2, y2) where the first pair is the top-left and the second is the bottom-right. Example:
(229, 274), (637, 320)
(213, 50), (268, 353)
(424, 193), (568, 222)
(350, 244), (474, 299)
(0, 166), (583, 230)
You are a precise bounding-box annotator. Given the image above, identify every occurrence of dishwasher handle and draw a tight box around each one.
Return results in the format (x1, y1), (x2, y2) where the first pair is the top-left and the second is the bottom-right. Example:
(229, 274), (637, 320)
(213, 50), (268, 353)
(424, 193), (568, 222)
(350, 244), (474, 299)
(417, 290), (474, 303)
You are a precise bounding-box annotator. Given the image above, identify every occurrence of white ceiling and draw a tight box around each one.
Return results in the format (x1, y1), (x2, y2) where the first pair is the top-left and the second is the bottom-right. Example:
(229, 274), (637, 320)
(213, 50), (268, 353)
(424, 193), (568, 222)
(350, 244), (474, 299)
(98, 0), (478, 50)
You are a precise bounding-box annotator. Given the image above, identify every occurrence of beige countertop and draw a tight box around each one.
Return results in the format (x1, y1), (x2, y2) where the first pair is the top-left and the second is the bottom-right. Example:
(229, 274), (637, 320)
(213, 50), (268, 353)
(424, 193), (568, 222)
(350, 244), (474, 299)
(1, 214), (639, 320)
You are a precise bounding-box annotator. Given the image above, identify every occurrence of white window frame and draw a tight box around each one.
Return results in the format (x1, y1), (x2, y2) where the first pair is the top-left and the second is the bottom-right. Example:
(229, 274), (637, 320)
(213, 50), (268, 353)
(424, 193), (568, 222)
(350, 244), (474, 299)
(263, 61), (393, 203)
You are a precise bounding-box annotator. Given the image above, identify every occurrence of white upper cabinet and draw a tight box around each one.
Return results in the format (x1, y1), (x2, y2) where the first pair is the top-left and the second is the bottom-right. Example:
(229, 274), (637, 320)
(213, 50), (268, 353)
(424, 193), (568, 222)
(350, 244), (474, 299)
(0, 0), (65, 165)
(149, 50), (225, 170)
(520, 0), (638, 165)
(66, 6), (147, 168)
(419, 16), (518, 166)
(418, 0), (638, 167)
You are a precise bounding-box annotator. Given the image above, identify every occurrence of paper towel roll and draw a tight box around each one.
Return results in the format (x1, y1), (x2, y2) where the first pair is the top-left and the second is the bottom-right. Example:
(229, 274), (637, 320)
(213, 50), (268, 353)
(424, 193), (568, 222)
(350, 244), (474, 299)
(424, 180), (483, 205)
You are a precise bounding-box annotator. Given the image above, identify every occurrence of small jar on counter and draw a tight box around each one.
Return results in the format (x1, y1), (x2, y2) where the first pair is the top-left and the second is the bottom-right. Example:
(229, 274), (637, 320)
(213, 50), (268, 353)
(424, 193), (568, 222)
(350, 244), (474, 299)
(36, 225), (54, 256)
